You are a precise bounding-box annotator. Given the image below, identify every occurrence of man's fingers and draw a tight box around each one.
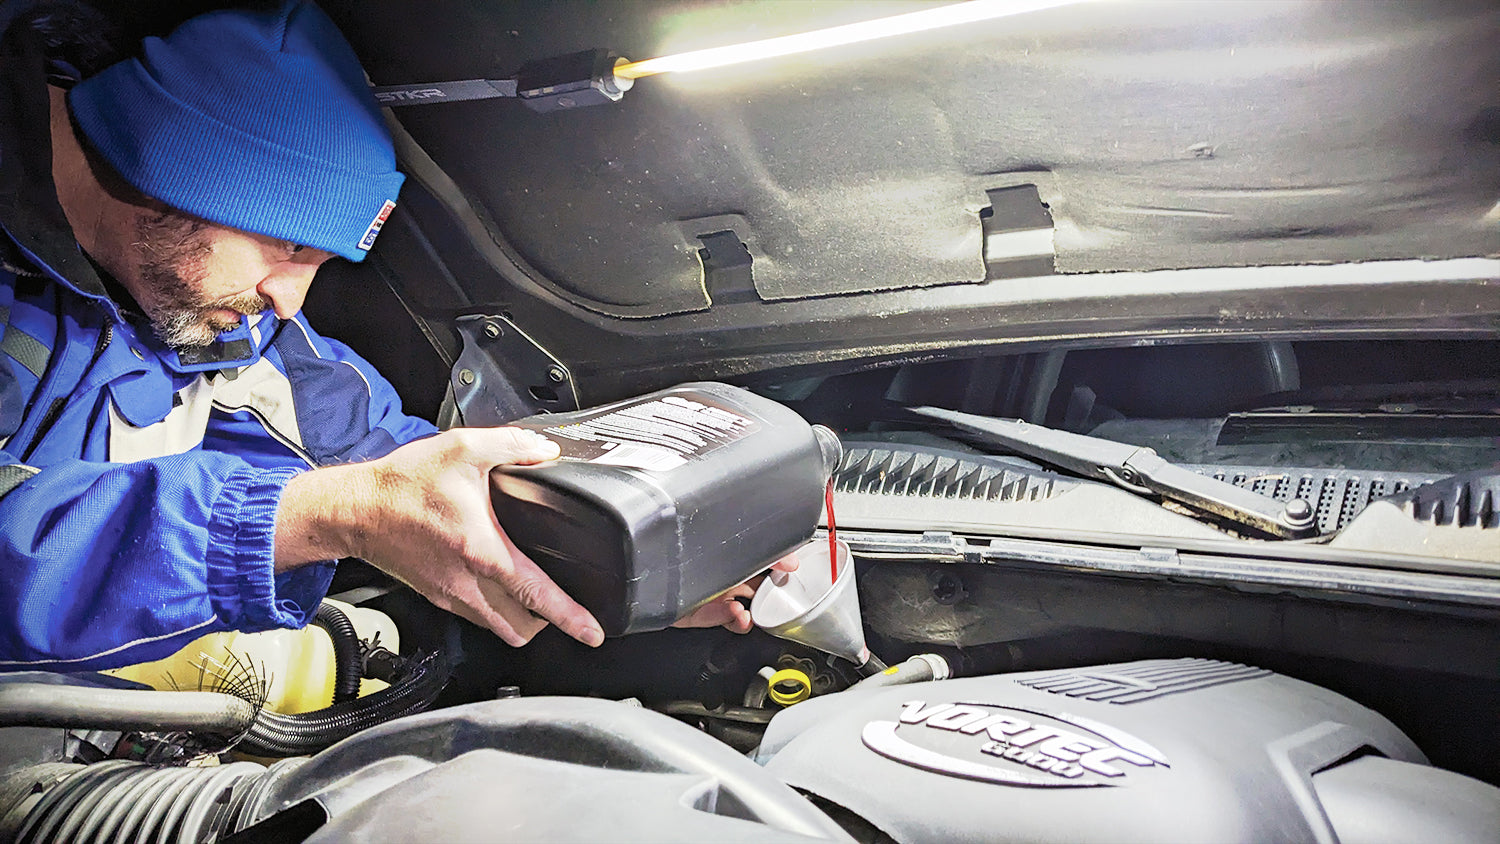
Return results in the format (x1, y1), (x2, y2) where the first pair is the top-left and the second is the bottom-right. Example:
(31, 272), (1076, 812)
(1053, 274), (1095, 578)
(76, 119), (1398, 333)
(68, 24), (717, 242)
(493, 531), (605, 647)
(670, 593), (755, 631)
(709, 597), (753, 633)
(724, 599), (752, 633)
(473, 578), (551, 645)
(431, 575), (547, 647)
(346, 425), (591, 650)
(461, 434), (601, 647)
(721, 583), (756, 601)
(770, 552), (800, 573)
(467, 426), (560, 467)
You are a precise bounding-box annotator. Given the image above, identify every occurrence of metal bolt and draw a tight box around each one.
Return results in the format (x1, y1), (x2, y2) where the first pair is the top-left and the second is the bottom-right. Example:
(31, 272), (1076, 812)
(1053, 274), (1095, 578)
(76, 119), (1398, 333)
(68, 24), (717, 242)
(1284, 498), (1314, 524)
(928, 570), (967, 606)
(483, 322), (502, 339)
(547, 366), (567, 383)
(458, 368), (475, 385)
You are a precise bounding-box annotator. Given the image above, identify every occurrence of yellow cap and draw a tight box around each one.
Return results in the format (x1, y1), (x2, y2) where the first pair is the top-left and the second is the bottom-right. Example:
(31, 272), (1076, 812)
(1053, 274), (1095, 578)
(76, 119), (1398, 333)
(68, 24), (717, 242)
(767, 667), (813, 706)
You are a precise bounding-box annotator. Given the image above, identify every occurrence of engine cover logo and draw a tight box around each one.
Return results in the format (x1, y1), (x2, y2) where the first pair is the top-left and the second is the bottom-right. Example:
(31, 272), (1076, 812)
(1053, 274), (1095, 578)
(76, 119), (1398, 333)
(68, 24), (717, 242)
(862, 701), (1170, 788)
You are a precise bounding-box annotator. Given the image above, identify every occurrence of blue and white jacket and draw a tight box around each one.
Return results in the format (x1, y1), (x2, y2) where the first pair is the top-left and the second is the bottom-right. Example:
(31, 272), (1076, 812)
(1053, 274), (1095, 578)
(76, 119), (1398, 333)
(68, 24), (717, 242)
(0, 21), (435, 671)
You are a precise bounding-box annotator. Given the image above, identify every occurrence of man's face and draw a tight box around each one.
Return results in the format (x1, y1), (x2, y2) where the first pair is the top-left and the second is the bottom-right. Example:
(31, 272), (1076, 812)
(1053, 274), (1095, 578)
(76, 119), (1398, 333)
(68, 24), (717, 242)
(129, 208), (333, 348)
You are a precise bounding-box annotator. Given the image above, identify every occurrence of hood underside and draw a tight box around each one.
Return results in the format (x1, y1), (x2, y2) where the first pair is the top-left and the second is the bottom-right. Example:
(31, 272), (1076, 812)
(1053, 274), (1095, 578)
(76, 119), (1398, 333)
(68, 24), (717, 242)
(329, 0), (1500, 320)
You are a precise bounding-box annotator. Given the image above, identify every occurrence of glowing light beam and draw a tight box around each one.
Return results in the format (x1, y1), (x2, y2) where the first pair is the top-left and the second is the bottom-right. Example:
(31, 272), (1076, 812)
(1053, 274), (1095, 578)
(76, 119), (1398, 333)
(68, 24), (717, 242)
(613, 0), (1103, 80)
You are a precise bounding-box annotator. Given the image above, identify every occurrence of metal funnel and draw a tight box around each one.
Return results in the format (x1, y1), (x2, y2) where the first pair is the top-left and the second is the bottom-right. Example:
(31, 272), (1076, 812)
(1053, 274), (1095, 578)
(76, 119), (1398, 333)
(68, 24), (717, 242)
(751, 539), (871, 667)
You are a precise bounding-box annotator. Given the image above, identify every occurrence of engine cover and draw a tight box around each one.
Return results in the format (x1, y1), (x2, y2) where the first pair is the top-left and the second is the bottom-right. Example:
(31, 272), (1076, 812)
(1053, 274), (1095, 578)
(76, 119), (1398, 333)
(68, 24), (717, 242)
(754, 658), (1499, 843)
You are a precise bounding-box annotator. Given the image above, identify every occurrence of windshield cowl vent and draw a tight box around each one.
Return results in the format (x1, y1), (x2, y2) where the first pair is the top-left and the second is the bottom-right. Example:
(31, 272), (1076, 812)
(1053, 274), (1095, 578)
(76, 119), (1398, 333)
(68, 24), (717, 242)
(834, 446), (1068, 503)
(1188, 465), (1443, 533)
(1400, 471), (1500, 529)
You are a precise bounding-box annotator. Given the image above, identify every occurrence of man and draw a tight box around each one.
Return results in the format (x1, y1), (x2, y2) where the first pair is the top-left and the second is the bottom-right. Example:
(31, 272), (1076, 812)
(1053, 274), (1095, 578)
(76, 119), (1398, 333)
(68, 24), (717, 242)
(0, 0), (772, 671)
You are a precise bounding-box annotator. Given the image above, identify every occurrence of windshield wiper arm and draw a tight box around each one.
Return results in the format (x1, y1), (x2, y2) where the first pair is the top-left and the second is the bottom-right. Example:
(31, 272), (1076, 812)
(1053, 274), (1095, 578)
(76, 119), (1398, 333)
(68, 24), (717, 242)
(910, 407), (1318, 539)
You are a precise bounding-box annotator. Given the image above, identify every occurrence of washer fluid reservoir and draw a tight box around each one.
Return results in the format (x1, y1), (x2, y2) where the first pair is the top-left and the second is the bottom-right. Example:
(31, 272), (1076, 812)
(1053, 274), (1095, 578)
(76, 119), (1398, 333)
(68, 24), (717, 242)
(492, 382), (842, 637)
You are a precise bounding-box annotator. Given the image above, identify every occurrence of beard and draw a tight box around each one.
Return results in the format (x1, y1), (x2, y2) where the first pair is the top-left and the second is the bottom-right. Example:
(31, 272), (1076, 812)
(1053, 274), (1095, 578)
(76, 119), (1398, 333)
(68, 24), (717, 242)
(132, 211), (268, 349)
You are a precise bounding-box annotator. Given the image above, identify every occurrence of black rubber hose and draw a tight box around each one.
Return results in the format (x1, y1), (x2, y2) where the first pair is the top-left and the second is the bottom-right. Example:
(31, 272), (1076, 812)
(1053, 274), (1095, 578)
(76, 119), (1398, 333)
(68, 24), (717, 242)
(235, 652), (449, 758)
(310, 602), (362, 704)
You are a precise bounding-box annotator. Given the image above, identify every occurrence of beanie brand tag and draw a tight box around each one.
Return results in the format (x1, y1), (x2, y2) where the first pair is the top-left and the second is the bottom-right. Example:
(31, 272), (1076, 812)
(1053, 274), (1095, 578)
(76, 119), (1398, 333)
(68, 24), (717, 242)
(359, 200), (398, 251)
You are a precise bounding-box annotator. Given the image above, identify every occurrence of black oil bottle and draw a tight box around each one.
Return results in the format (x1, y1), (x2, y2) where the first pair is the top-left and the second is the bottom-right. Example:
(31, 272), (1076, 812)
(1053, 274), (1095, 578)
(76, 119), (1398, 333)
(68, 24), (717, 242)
(491, 382), (841, 637)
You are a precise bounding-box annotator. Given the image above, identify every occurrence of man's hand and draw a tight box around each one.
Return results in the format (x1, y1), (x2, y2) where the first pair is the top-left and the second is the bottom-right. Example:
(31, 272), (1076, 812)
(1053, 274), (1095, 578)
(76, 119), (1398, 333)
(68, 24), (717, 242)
(276, 427), (605, 648)
(671, 552), (801, 633)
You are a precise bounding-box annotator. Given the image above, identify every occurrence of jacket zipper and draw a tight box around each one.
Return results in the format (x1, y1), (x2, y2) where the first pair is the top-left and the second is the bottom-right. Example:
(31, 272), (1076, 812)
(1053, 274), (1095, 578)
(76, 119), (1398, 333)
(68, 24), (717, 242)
(19, 322), (112, 462)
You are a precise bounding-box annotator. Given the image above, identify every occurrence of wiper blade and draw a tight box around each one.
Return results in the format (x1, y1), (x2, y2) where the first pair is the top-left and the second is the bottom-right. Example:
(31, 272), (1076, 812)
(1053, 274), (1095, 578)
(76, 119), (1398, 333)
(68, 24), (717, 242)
(910, 407), (1318, 539)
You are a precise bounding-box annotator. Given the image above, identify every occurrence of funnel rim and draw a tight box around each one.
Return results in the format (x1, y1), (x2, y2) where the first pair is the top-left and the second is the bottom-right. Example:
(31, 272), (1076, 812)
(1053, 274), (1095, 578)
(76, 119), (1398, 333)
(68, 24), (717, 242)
(749, 539), (853, 629)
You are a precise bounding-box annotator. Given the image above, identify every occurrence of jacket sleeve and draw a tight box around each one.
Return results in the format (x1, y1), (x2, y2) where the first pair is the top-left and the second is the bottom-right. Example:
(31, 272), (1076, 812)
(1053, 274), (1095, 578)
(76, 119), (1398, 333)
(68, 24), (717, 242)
(0, 448), (333, 671)
(0, 314), (437, 670)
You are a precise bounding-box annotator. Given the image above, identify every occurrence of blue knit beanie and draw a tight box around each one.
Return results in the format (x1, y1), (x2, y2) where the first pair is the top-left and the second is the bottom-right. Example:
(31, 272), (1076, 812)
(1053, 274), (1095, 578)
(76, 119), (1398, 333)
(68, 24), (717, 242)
(68, 1), (404, 262)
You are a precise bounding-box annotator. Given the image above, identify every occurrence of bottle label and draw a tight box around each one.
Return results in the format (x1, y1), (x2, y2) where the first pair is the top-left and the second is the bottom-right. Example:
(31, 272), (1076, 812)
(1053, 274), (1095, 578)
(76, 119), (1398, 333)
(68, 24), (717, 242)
(527, 394), (761, 471)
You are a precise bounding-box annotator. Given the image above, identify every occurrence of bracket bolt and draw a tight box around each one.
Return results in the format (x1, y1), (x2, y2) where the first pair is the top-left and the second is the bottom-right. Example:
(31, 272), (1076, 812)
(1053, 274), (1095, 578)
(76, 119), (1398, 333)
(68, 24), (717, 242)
(483, 322), (502, 339)
(458, 368), (475, 386)
(1283, 498), (1314, 524)
(547, 366), (567, 383)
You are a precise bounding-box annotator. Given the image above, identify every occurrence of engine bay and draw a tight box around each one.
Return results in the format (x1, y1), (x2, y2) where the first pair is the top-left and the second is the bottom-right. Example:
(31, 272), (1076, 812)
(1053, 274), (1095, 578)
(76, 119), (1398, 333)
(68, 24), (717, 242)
(3, 0), (1499, 840)
(5, 332), (1498, 842)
